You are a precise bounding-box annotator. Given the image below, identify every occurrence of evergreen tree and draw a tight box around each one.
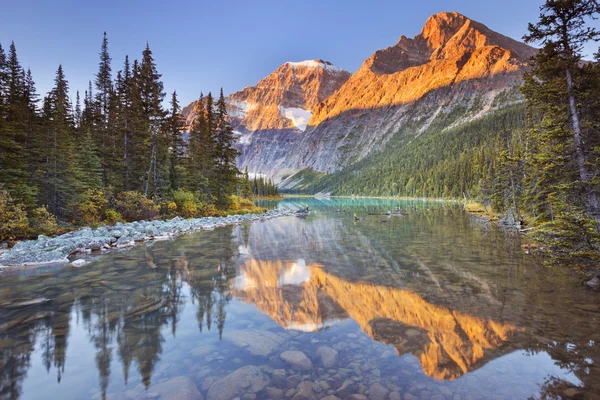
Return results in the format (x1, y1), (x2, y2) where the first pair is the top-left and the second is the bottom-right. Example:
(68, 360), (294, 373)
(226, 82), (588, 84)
(72, 131), (103, 194)
(213, 88), (240, 207)
(115, 56), (134, 191)
(0, 42), (36, 207)
(240, 166), (252, 198)
(94, 32), (113, 184)
(166, 91), (184, 190)
(186, 93), (213, 197)
(138, 44), (166, 199)
(524, 0), (600, 231)
(44, 65), (75, 217)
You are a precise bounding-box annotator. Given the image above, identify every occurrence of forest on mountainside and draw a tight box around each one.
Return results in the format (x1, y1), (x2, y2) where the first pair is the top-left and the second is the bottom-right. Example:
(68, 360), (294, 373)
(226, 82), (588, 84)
(0, 34), (277, 241)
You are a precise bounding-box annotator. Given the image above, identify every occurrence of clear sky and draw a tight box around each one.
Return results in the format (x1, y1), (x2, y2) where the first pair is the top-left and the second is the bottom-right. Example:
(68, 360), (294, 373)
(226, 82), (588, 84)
(1, 0), (597, 107)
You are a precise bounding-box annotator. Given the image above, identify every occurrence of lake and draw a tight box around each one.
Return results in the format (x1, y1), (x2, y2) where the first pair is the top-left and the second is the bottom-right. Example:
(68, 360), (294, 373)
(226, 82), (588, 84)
(0, 198), (598, 400)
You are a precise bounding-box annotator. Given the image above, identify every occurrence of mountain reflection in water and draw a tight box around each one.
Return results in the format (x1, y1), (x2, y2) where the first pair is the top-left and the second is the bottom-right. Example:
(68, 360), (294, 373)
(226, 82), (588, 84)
(232, 259), (520, 380)
(0, 199), (598, 400)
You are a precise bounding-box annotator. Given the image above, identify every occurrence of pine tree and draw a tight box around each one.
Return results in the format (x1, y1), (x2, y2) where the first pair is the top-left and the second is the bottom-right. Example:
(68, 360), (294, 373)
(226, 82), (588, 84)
(0, 42), (36, 207)
(138, 44), (166, 199)
(186, 93), (213, 198)
(524, 0), (600, 231)
(213, 88), (240, 207)
(241, 166), (252, 198)
(115, 55), (135, 191)
(44, 65), (75, 217)
(94, 32), (113, 185)
(72, 131), (103, 194)
(166, 91), (184, 190)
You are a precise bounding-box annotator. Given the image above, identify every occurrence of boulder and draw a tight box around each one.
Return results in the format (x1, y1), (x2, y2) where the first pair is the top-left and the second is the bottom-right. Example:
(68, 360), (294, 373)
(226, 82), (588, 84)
(206, 366), (269, 400)
(317, 346), (339, 368)
(292, 381), (314, 400)
(149, 376), (204, 400)
(223, 329), (288, 357)
(280, 351), (313, 371)
(271, 369), (287, 388)
(336, 380), (357, 398)
(368, 383), (389, 400)
(266, 387), (284, 400)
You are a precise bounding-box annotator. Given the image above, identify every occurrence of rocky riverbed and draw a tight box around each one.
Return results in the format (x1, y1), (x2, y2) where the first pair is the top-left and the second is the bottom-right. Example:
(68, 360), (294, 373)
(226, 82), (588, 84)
(0, 209), (298, 268)
(94, 322), (533, 400)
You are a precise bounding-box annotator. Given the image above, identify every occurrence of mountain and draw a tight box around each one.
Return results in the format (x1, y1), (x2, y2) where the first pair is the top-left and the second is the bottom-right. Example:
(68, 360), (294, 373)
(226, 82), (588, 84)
(280, 11), (536, 180)
(181, 60), (351, 176)
(183, 12), (536, 185)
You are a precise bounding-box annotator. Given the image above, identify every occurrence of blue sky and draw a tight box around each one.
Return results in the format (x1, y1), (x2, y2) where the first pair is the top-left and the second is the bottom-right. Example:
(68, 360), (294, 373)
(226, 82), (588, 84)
(1, 0), (597, 107)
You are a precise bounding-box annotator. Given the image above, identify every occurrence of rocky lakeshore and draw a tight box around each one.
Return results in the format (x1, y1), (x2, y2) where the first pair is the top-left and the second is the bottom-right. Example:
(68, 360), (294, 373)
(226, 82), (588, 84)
(0, 208), (297, 268)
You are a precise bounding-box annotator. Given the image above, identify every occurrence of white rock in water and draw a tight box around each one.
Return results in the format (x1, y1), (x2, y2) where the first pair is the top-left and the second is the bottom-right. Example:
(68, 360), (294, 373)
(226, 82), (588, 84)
(71, 259), (87, 267)
(586, 276), (600, 289)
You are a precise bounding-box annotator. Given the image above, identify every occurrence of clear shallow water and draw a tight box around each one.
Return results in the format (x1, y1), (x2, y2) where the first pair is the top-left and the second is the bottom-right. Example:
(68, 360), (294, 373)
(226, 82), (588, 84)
(0, 198), (599, 400)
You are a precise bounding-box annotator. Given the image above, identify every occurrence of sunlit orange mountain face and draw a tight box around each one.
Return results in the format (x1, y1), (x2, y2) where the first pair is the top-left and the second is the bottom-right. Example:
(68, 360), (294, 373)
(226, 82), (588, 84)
(231, 258), (521, 380)
(182, 11), (536, 180)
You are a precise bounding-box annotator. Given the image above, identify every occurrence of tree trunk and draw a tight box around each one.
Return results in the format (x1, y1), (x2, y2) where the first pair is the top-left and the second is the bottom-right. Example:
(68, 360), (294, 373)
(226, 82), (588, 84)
(565, 67), (600, 231)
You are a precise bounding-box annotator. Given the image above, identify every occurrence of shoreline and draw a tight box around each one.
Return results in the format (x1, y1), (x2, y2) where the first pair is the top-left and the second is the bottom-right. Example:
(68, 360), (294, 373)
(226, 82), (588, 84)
(282, 194), (464, 203)
(0, 208), (298, 270)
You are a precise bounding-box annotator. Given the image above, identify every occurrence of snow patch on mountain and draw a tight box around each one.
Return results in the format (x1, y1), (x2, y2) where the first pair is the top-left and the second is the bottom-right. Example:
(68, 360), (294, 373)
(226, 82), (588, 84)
(229, 100), (255, 118)
(286, 60), (344, 73)
(238, 133), (252, 145)
(278, 106), (312, 131)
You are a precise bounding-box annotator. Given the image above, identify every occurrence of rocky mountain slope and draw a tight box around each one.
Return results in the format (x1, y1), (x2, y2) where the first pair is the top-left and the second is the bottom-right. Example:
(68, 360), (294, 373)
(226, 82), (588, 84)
(281, 11), (536, 178)
(181, 60), (351, 176)
(184, 12), (536, 183)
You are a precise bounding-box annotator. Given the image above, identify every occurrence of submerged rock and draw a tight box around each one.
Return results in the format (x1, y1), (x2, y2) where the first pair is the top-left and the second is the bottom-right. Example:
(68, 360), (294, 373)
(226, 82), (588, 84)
(280, 350), (313, 371)
(586, 276), (600, 290)
(148, 376), (204, 400)
(368, 383), (389, 400)
(206, 366), (269, 400)
(223, 329), (288, 357)
(317, 346), (339, 368)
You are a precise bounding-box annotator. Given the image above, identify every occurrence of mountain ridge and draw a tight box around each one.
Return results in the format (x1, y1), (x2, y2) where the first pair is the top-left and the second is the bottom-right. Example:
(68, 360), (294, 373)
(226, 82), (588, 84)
(182, 11), (536, 181)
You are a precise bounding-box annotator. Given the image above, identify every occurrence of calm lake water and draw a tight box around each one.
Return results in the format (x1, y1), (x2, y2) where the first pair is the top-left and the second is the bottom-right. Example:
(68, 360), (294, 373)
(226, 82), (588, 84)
(1, 198), (599, 400)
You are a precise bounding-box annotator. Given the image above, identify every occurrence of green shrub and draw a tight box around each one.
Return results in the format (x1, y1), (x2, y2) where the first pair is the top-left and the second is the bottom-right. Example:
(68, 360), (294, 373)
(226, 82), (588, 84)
(0, 190), (30, 241)
(225, 196), (265, 215)
(172, 189), (200, 218)
(229, 195), (241, 211)
(115, 191), (158, 222)
(200, 203), (220, 217)
(73, 189), (110, 226)
(30, 207), (58, 236)
(104, 209), (123, 225)
(159, 201), (178, 219)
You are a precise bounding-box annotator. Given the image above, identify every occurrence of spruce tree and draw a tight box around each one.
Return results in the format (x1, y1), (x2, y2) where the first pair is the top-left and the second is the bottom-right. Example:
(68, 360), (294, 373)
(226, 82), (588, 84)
(186, 93), (211, 196)
(166, 91), (184, 191)
(44, 65), (75, 217)
(138, 44), (166, 199)
(0, 42), (36, 207)
(94, 32), (113, 185)
(213, 88), (240, 207)
(524, 0), (600, 231)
